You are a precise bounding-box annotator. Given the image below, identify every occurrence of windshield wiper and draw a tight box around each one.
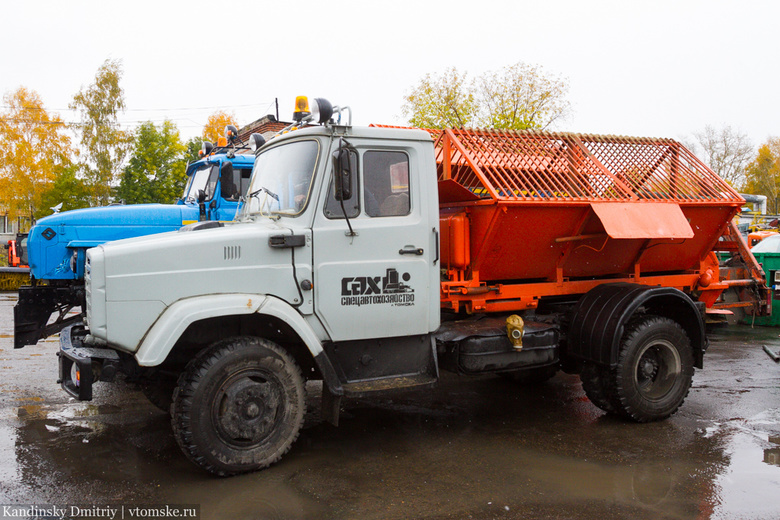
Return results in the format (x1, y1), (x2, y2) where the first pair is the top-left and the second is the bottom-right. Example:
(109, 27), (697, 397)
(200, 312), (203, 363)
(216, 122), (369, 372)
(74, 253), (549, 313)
(248, 187), (279, 201)
(244, 187), (282, 218)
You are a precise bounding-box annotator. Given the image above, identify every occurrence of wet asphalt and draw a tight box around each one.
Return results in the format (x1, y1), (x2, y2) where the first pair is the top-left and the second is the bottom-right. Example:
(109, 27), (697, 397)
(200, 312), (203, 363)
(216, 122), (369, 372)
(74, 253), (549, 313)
(0, 291), (779, 520)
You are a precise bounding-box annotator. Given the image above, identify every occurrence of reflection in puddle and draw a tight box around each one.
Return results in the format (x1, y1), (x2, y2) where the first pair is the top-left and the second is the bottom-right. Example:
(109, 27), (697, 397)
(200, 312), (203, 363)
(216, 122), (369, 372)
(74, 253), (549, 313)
(701, 410), (780, 519)
(0, 421), (20, 487)
(765, 448), (780, 467)
(7, 398), (326, 515)
(710, 433), (780, 519)
(0, 329), (777, 518)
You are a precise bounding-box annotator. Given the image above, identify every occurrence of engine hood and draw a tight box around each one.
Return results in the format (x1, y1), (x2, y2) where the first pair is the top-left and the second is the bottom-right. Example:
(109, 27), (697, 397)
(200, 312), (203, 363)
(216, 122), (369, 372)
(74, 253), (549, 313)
(28, 204), (199, 279)
(35, 203), (194, 229)
(87, 219), (312, 351)
(96, 218), (306, 304)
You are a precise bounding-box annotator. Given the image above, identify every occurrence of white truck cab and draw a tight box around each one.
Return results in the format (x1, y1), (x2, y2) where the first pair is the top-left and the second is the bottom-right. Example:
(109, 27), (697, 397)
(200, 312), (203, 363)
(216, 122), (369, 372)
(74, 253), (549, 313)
(61, 108), (442, 476)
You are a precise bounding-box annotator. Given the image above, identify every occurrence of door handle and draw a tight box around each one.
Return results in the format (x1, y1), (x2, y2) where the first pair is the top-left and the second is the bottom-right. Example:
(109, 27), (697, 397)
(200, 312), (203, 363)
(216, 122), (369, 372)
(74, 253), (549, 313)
(433, 227), (439, 264)
(399, 247), (424, 256)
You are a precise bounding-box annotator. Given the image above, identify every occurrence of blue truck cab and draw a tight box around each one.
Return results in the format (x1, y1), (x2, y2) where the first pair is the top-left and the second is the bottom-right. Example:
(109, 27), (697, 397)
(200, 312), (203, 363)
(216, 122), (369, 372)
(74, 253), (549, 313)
(14, 136), (257, 349)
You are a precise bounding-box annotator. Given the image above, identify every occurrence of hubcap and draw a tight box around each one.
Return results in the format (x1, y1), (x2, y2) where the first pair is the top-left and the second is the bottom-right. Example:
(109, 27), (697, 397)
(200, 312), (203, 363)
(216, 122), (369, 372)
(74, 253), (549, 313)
(634, 339), (681, 400)
(213, 372), (282, 447)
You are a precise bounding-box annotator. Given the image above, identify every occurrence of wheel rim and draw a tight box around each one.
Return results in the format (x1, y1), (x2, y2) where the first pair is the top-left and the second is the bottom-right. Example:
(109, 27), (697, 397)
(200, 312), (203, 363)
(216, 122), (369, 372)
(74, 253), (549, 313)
(212, 370), (283, 449)
(633, 339), (681, 400)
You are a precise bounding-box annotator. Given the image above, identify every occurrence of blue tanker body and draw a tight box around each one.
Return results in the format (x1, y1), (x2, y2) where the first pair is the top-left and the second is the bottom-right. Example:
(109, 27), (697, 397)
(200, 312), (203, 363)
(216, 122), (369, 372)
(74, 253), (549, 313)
(29, 204), (191, 280)
(28, 152), (255, 281)
(14, 142), (257, 349)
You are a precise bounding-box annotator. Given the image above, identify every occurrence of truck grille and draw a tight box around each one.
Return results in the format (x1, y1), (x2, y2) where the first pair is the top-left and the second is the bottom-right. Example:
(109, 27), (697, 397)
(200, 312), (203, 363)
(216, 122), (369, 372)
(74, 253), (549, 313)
(84, 256), (91, 327)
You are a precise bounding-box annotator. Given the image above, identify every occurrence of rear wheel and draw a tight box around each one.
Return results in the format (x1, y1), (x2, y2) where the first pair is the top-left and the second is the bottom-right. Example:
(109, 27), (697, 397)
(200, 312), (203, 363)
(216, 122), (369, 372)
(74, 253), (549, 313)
(172, 337), (306, 476)
(580, 363), (615, 413)
(607, 316), (694, 422)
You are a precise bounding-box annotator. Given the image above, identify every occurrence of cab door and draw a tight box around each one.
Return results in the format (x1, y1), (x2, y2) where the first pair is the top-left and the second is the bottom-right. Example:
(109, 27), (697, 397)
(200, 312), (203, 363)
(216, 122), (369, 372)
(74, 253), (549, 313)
(312, 140), (438, 342)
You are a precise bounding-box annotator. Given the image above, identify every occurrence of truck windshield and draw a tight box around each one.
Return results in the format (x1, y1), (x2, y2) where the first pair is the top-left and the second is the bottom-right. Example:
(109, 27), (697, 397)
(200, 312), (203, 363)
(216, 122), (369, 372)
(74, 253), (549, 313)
(183, 164), (218, 202)
(244, 140), (319, 217)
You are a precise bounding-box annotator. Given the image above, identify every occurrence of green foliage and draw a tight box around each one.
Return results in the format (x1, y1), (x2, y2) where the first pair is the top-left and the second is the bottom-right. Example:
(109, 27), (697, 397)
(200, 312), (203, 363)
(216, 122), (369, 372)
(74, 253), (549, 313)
(744, 138), (780, 213)
(70, 59), (133, 206)
(402, 62), (571, 130)
(36, 164), (91, 220)
(402, 67), (478, 128)
(479, 62), (570, 130)
(0, 87), (74, 221)
(184, 136), (203, 164)
(117, 120), (188, 204)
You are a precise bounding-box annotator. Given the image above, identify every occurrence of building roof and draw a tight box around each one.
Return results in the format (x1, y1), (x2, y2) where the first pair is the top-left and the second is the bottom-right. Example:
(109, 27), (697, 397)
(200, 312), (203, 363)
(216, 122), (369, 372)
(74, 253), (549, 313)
(238, 115), (290, 142)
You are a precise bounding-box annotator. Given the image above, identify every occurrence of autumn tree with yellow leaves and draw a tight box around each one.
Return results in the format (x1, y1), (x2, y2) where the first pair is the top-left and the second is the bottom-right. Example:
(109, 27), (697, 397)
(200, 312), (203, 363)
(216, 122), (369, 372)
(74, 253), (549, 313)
(0, 87), (75, 222)
(202, 110), (238, 144)
(744, 138), (780, 213)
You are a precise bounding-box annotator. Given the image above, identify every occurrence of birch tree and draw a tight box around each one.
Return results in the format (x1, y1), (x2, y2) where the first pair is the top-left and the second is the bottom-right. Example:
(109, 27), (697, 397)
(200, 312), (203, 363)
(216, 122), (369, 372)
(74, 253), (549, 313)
(70, 59), (133, 206)
(402, 62), (571, 130)
(692, 125), (753, 189)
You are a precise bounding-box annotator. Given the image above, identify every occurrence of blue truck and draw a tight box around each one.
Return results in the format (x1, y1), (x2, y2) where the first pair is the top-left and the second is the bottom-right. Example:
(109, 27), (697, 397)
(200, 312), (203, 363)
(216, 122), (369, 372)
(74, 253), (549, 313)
(13, 131), (258, 349)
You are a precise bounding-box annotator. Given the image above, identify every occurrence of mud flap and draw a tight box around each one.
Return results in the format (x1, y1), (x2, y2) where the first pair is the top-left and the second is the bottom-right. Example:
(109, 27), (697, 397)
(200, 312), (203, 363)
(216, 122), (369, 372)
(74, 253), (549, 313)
(321, 383), (342, 427)
(567, 283), (706, 368)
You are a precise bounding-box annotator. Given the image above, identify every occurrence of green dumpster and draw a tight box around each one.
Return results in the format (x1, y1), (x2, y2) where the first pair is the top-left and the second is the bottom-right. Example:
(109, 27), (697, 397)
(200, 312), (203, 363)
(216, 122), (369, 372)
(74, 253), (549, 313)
(747, 235), (780, 326)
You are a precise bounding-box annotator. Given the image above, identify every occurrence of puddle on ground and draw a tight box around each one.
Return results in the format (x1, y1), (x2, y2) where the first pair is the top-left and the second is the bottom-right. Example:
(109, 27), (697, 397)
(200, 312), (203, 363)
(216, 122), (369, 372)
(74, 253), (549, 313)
(2, 376), (776, 519)
(0, 324), (778, 518)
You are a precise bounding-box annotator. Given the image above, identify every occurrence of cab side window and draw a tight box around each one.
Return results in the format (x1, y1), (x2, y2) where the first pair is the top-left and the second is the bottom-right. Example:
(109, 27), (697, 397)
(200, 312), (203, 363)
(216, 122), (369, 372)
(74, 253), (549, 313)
(364, 151), (410, 217)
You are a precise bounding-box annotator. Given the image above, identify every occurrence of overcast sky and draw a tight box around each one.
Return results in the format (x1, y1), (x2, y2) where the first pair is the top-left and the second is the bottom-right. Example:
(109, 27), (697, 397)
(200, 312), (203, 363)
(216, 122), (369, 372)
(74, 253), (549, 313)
(1, 0), (777, 151)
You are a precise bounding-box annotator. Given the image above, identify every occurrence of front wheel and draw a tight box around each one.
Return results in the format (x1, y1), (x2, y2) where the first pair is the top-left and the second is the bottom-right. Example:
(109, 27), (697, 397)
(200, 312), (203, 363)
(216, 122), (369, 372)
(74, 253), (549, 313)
(172, 337), (306, 476)
(140, 376), (177, 414)
(608, 316), (694, 422)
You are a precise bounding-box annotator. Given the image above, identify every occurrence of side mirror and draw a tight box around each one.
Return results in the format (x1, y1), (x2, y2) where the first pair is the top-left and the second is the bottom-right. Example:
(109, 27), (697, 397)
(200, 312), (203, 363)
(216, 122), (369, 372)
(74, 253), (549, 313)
(332, 148), (353, 201)
(220, 162), (234, 199)
(197, 190), (207, 221)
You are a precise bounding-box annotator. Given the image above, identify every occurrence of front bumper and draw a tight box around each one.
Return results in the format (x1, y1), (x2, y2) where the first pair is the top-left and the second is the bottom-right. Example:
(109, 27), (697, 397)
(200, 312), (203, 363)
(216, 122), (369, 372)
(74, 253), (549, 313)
(58, 324), (119, 400)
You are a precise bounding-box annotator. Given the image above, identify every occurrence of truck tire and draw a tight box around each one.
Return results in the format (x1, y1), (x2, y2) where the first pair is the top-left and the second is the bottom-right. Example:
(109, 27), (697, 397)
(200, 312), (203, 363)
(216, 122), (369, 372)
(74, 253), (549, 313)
(607, 316), (694, 422)
(140, 377), (177, 414)
(171, 337), (306, 476)
(579, 363), (615, 414)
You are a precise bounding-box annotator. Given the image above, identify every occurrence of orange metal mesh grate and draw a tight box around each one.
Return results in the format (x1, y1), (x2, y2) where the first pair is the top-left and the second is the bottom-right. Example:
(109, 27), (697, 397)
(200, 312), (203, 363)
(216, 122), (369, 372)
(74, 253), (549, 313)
(433, 128), (743, 204)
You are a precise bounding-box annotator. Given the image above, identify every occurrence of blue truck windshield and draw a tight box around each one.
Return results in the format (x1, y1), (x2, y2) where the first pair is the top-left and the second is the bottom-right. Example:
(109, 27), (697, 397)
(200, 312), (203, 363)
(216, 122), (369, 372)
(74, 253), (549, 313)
(244, 140), (319, 217)
(184, 164), (219, 202)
